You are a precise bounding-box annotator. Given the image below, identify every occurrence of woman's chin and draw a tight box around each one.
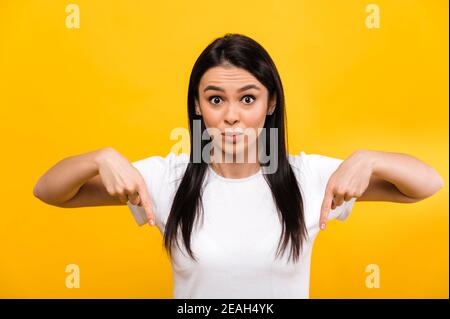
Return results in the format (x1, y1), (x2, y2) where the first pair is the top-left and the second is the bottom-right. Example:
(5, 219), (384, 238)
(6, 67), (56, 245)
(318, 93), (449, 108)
(211, 142), (258, 162)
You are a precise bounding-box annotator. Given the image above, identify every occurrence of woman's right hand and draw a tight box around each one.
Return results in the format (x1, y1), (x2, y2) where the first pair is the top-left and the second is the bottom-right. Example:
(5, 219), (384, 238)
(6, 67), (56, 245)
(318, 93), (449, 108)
(95, 147), (155, 226)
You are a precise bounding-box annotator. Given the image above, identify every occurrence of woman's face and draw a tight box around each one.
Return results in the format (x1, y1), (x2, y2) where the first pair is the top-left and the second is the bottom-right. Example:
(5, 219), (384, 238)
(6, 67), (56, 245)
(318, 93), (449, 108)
(195, 65), (276, 161)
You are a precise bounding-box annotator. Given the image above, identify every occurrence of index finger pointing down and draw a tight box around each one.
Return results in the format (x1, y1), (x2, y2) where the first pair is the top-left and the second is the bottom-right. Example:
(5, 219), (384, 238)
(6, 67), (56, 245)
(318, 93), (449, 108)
(137, 183), (155, 226)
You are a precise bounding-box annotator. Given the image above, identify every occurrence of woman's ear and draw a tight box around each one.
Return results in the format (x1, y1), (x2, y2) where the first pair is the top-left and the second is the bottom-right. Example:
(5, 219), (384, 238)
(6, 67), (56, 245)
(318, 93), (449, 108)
(268, 93), (277, 115)
(195, 99), (201, 116)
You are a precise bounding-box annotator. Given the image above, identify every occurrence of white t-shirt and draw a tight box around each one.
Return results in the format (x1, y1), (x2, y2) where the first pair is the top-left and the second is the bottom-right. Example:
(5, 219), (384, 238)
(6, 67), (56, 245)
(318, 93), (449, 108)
(127, 151), (356, 299)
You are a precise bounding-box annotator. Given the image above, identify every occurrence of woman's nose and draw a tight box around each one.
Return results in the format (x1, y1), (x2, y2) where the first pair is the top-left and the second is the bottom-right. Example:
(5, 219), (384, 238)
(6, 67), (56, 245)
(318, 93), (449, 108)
(224, 104), (239, 125)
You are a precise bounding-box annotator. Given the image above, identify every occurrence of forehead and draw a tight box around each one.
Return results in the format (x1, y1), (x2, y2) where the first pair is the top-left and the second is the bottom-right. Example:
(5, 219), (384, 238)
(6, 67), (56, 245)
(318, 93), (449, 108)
(199, 65), (262, 91)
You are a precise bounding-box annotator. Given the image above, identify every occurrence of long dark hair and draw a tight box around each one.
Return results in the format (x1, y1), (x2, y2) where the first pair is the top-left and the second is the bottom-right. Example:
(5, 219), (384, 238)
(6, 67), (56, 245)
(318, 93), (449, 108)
(163, 33), (307, 263)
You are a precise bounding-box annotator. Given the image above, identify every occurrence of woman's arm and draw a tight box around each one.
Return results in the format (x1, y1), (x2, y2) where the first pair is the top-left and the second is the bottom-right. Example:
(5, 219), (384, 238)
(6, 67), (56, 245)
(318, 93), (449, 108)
(356, 149), (445, 201)
(33, 148), (110, 206)
(33, 147), (156, 225)
(319, 149), (444, 230)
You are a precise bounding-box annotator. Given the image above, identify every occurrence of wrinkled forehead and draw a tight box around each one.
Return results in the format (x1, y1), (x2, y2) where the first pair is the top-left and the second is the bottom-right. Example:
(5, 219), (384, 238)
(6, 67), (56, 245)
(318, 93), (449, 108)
(199, 66), (264, 93)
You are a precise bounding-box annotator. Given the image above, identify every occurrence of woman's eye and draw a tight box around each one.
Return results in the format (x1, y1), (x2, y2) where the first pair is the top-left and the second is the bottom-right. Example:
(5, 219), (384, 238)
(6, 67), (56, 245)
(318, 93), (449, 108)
(209, 96), (222, 105)
(242, 95), (255, 104)
(208, 95), (255, 105)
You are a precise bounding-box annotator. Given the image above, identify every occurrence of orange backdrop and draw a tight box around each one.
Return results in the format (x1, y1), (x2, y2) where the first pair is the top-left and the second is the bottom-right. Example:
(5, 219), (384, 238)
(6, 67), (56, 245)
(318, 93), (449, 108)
(0, 0), (447, 298)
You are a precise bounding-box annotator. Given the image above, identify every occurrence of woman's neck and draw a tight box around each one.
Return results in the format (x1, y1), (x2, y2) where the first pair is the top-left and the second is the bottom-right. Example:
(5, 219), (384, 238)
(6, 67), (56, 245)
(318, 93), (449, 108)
(209, 157), (261, 179)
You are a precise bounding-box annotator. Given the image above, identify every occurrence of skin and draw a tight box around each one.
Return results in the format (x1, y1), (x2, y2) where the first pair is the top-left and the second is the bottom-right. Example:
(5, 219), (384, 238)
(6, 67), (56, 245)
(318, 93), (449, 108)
(195, 64), (276, 179)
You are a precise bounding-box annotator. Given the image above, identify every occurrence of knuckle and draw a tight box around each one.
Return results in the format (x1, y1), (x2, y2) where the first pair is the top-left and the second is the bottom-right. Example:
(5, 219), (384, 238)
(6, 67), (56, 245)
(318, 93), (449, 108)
(115, 186), (124, 194)
(336, 185), (346, 194)
(329, 183), (337, 192)
(134, 170), (144, 181)
(138, 179), (147, 191)
(327, 181), (335, 190)
(124, 183), (137, 193)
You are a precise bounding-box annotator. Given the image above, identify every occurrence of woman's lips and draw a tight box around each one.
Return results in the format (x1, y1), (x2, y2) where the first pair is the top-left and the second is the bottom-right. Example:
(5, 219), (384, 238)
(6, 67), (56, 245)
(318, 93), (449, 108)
(221, 132), (242, 143)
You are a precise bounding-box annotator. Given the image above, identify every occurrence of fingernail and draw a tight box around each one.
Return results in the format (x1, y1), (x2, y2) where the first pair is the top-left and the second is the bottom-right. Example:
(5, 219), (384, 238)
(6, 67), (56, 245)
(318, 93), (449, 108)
(149, 220), (155, 226)
(320, 223), (326, 230)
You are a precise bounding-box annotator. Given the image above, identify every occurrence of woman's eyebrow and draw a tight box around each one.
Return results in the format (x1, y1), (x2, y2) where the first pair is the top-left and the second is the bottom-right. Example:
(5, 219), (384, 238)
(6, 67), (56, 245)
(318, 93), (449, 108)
(203, 84), (261, 93)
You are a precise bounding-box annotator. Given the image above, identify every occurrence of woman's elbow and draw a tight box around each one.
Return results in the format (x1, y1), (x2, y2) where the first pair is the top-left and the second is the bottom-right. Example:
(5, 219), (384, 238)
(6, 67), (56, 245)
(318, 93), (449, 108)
(33, 179), (42, 199)
(33, 180), (55, 205)
(422, 168), (445, 199)
(407, 169), (445, 202)
(434, 170), (445, 193)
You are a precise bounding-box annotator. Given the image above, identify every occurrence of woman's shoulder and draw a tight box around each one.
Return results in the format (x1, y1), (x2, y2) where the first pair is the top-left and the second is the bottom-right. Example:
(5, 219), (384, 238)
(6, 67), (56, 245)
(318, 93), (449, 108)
(131, 151), (189, 166)
(288, 151), (346, 185)
(289, 151), (344, 171)
(288, 151), (314, 174)
(130, 151), (190, 183)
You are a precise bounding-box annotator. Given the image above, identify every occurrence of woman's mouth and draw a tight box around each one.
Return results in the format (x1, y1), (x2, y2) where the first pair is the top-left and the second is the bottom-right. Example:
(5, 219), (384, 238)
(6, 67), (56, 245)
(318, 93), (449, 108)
(221, 132), (243, 143)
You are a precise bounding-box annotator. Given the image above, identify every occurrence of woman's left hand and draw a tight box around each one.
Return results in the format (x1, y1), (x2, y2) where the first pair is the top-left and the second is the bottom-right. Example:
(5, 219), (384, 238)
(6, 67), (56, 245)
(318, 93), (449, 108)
(319, 150), (374, 230)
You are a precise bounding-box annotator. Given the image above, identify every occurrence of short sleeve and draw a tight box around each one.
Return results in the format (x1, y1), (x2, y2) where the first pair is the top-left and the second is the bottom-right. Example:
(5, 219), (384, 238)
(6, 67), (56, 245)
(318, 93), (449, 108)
(126, 152), (189, 228)
(295, 151), (357, 222)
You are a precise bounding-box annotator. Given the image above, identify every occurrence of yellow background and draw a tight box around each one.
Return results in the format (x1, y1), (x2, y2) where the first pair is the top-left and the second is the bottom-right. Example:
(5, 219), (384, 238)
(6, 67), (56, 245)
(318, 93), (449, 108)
(0, 0), (448, 298)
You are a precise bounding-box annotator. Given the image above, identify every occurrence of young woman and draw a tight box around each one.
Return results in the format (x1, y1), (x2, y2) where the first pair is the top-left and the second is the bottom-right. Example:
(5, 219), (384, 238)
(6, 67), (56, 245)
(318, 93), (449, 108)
(33, 33), (444, 299)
